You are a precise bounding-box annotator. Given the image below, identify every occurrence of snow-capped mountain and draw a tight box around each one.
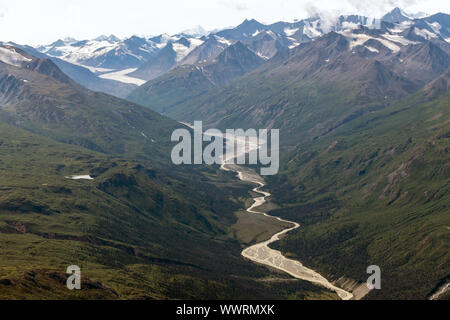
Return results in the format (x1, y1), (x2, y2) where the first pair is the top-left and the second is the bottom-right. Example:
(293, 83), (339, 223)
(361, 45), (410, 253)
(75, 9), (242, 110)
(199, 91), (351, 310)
(129, 37), (206, 81)
(31, 8), (450, 96)
(180, 26), (211, 37)
(37, 35), (159, 70)
(179, 35), (230, 65)
(3, 41), (139, 98)
(382, 7), (414, 23)
(0, 45), (33, 68)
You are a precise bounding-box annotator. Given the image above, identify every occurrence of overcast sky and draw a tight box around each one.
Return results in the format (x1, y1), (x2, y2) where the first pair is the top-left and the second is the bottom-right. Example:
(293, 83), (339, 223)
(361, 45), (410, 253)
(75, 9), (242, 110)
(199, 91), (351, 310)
(0, 0), (449, 45)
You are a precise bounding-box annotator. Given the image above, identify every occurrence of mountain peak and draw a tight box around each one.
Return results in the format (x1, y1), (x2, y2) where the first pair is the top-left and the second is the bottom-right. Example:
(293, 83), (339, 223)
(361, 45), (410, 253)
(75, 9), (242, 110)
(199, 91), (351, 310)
(216, 41), (264, 69)
(180, 26), (209, 37)
(94, 35), (121, 42)
(219, 41), (249, 57)
(49, 39), (66, 47)
(175, 37), (190, 47)
(63, 37), (78, 44)
(382, 7), (412, 23)
(238, 18), (264, 30)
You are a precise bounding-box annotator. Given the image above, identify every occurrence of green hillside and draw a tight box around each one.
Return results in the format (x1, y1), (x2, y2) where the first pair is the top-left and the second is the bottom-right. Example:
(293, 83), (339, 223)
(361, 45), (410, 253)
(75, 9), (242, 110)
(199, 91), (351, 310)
(124, 33), (450, 299)
(0, 115), (340, 299)
(268, 83), (450, 299)
(0, 49), (339, 299)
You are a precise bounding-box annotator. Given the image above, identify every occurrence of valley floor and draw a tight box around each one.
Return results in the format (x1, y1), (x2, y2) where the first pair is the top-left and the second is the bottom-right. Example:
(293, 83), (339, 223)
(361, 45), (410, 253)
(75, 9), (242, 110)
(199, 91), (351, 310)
(223, 163), (357, 300)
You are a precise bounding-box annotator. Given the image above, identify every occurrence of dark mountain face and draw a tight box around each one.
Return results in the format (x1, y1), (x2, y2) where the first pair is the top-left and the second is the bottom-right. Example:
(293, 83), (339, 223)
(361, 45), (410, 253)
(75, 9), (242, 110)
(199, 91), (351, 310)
(127, 42), (264, 114)
(180, 36), (228, 65)
(257, 32), (351, 80)
(212, 41), (264, 79)
(0, 46), (327, 300)
(216, 19), (266, 40)
(423, 67), (450, 99)
(127, 65), (215, 115)
(382, 7), (412, 23)
(130, 43), (178, 81)
(151, 28), (448, 140)
(127, 23), (450, 300)
(242, 30), (290, 59)
(385, 42), (450, 85)
(176, 37), (190, 47)
(186, 40), (265, 87)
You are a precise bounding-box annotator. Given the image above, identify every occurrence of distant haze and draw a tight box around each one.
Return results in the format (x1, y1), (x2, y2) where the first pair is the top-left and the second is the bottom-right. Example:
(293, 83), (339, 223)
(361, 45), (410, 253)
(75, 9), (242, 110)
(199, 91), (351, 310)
(0, 0), (448, 45)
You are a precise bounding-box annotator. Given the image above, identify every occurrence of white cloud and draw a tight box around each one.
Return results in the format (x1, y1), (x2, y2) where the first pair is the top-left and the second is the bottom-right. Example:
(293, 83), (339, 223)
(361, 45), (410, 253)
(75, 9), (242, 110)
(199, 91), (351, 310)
(219, 1), (248, 11)
(0, 4), (6, 19)
(304, 2), (341, 33)
(235, 3), (248, 11)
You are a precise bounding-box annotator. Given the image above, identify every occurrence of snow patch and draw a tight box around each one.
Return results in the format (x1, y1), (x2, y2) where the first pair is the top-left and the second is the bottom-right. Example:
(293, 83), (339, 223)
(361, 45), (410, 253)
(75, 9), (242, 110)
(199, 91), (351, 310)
(339, 30), (401, 53)
(303, 21), (322, 38)
(381, 33), (418, 46)
(365, 46), (379, 53)
(66, 175), (94, 180)
(256, 52), (270, 60)
(284, 27), (299, 37)
(0, 47), (31, 67)
(427, 22), (441, 34)
(252, 30), (262, 37)
(172, 38), (204, 62)
(214, 36), (232, 46)
(99, 68), (147, 86)
(414, 27), (438, 40)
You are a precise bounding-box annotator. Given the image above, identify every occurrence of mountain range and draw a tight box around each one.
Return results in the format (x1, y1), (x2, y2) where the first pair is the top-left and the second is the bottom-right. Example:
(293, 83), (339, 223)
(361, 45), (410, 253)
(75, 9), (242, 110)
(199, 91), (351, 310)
(0, 43), (340, 299)
(0, 6), (449, 300)
(14, 7), (446, 100)
(126, 8), (450, 299)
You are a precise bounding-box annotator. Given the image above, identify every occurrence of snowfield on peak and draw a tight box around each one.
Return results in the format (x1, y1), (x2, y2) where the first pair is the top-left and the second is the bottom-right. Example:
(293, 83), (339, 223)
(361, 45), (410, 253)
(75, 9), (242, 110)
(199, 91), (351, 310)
(284, 27), (299, 37)
(30, 10), (450, 95)
(414, 27), (439, 40)
(173, 38), (204, 62)
(41, 39), (119, 63)
(338, 29), (419, 53)
(0, 46), (32, 67)
(214, 35), (232, 46)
